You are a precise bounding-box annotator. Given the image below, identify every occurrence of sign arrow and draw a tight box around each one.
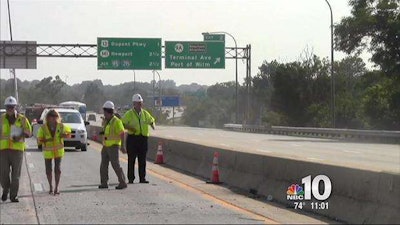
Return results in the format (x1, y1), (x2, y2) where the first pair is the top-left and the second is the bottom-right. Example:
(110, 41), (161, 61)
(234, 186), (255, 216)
(214, 57), (221, 64)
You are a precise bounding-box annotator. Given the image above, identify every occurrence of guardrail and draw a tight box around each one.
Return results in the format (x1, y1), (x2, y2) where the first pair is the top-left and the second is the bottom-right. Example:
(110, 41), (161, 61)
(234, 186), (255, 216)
(223, 124), (400, 143)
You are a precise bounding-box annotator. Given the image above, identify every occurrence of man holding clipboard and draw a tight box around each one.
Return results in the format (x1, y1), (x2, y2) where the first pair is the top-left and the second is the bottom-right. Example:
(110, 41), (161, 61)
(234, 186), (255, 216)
(0, 96), (32, 202)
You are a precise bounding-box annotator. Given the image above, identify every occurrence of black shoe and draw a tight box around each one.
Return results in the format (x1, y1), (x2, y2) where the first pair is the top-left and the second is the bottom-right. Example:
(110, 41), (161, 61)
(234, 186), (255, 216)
(1, 192), (8, 202)
(115, 183), (127, 189)
(128, 180), (134, 184)
(10, 197), (19, 202)
(98, 184), (108, 189)
(139, 180), (149, 184)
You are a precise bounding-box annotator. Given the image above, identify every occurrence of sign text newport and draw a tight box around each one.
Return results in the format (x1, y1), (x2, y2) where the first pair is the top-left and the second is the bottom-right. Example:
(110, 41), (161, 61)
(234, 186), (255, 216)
(97, 37), (161, 70)
(165, 41), (225, 69)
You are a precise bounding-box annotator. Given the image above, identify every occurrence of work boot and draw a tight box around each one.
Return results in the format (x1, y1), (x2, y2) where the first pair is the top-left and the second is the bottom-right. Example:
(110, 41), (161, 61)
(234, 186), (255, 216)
(128, 180), (134, 184)
(10, 196), (19, 203)
(139, 180), (149, 184)
(1, 191), (8, 202)
(115, 183), (127, 189)
(98, 184), (108, 189)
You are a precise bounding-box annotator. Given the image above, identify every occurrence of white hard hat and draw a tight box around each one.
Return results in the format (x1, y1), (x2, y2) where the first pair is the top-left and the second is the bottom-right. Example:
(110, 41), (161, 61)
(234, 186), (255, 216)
(102, 101), (115, 109)
(4, 96), (18, 106)
(132, 94), (143, 102)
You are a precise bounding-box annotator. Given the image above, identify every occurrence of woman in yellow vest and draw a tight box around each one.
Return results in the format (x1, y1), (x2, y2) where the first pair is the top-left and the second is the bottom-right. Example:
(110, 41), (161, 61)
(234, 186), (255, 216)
(37, 109), (71, 195)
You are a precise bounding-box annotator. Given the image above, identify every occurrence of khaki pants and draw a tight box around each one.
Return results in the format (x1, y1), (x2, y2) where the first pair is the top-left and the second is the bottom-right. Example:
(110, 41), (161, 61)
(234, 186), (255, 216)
(0, 150), (24, 198)
(100, 145), (126, 185)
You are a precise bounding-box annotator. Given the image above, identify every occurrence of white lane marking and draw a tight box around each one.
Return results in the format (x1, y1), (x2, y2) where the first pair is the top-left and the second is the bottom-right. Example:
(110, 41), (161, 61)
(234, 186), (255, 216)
(342, 150), (361, 154)
(290, 144), (302, 147)
(26, 152), (31, 156)
(33, 183), (43, 192)
(28, 163), (35, 169)
(307, 157), (323, 161)
(220, 143), (230, 147)
(257, 149), (272, 153)
(165, 135), (174, 138)
(190, 139), (198, 142)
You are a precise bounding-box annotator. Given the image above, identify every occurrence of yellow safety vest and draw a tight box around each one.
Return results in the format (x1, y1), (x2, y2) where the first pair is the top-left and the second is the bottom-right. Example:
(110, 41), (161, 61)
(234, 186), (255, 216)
(0, 113), (32, 151)
(37, 123), (71, 159)
(103, 116), (124, 147)
(122, 109), (155, 137)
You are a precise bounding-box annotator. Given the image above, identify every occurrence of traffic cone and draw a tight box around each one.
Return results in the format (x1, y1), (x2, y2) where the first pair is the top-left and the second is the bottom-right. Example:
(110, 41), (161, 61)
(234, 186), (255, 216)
(207, 152), (222, 184)
(155, 141), (164, 164)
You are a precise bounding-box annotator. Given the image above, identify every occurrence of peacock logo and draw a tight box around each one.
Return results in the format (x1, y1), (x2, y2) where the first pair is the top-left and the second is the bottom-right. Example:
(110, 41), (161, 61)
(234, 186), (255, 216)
(287, 184), (305, 200)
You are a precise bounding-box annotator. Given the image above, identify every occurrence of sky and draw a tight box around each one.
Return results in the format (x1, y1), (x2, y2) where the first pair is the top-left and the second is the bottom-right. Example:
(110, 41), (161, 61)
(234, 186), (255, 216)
(0, 0), (369, 86)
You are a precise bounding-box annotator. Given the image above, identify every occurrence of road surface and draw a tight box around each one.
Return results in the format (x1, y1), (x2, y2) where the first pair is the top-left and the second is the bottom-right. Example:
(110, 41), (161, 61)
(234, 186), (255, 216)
(151, 126), (400, 173)
(0, 138), (333, 224)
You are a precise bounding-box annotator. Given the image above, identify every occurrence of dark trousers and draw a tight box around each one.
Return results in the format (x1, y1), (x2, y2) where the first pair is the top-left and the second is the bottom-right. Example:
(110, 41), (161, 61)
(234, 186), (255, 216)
(0, 150), (23, 198)
(100, 145), (126, 185)
(126, 135), (148, 182)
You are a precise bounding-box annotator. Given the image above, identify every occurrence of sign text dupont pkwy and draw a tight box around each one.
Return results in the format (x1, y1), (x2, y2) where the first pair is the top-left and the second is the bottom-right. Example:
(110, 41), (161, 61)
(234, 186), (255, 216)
(97, 37), (161, 70)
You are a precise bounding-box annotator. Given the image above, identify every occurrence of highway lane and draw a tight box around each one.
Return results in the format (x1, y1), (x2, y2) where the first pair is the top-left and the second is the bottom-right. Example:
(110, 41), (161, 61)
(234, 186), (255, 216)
(0, 138), (333, 224)
(151, 126), (400, 173)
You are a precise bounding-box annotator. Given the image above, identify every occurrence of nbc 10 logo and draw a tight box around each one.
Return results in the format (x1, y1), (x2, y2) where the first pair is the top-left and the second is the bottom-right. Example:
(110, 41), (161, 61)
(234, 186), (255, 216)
(287, 175), (332, 201)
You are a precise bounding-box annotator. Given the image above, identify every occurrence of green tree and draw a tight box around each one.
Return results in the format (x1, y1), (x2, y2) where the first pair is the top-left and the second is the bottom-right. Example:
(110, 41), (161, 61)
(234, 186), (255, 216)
(253, 56), (330, 127)
(335, 0), (400, 129)
(334, 0), (400, 76)
(83, 81), (105, 111)
(30, 75), (66, 104)
(182, 82), (235, 128)
(334, 56), (367, 128)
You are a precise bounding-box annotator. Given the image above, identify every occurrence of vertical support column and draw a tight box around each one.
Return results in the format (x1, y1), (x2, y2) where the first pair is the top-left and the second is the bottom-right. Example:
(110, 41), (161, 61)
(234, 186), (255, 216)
(246, 44), (252, 124)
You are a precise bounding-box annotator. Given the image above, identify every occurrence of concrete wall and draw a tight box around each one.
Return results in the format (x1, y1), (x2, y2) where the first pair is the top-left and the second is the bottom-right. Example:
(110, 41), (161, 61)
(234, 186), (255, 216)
(88, 125), (400, 224)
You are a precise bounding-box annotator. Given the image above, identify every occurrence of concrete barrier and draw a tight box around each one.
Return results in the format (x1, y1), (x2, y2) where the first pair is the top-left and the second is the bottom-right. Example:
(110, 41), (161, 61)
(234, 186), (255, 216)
(88, 125), (400, 224)
(224, 124), (400, 144)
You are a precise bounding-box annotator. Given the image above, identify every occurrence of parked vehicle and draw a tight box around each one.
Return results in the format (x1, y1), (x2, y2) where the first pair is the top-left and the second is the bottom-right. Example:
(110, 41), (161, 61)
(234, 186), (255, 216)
(59, 101), (87, 122)
(33, 108), (89, 151)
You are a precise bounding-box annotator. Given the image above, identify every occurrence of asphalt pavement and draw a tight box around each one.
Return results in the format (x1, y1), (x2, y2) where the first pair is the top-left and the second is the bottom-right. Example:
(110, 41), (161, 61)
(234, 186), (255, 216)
(0, 138), (334, 224)
(151, 126), (400, 174)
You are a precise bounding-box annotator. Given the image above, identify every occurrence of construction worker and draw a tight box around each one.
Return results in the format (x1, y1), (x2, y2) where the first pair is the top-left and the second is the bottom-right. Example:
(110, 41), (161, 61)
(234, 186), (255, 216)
(122, 94), (155, 184)
(36, 109), (71, 195)
(0, 96), (32, 202)
(99, 101), (127, 189)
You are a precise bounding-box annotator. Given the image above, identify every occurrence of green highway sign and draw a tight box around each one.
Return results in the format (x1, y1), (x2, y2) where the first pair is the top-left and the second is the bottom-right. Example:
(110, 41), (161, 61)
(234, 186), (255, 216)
(165, 41), (225, 69)
(203, 34), (225, 42)
(97, 37), (161, 70)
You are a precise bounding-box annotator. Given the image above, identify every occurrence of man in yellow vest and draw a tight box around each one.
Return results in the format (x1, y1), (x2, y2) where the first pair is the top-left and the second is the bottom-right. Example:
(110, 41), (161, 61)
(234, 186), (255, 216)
(0, 96), (32, 202)
(122, 94), (155, 184)
(99, 101), (127, 189)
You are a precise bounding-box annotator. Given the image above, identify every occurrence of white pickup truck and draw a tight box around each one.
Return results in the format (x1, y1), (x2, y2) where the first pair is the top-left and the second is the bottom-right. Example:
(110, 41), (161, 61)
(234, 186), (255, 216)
(33, 108), (89, 151)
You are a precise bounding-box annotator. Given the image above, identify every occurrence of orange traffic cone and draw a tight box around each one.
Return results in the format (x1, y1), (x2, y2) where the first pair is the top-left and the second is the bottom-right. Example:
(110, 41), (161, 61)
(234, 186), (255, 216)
(207, 152), (222, 184)
(155, 141), (164, 164)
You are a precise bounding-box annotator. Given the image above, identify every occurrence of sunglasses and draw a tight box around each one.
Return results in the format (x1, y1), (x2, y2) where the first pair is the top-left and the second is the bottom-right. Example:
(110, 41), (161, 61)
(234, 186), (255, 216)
(48, 114), (58, 118)
(6, 105), (16, 109)
(103, 108), (113, 114)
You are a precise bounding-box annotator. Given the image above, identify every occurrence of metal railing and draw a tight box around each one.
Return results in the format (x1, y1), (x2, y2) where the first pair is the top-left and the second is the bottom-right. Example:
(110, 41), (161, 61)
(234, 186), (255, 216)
(223, 124), (400, 143)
